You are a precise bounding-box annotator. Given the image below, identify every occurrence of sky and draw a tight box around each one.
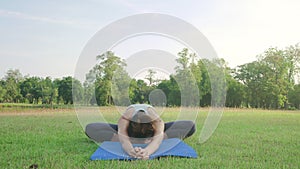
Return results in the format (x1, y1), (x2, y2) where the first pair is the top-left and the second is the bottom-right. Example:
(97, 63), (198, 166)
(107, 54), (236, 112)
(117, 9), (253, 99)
(0, 0), (300, 79)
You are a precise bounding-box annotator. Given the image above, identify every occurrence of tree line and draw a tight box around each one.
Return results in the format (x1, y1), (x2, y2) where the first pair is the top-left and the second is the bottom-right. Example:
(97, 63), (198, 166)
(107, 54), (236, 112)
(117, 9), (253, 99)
(0, 44), (299, 109)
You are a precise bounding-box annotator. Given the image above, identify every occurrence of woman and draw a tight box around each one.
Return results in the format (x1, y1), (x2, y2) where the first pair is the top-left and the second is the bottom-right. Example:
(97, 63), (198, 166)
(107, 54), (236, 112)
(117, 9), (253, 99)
(85, 104), (195, 159)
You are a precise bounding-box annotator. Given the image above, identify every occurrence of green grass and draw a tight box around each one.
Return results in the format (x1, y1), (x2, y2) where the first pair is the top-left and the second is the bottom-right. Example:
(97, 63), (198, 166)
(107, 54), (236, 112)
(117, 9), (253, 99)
(0, 108), (299, 168)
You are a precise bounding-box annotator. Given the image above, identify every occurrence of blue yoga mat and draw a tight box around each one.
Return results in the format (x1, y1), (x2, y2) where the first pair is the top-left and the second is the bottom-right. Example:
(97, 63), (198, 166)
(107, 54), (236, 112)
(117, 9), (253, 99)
(90, 138), (197, 160)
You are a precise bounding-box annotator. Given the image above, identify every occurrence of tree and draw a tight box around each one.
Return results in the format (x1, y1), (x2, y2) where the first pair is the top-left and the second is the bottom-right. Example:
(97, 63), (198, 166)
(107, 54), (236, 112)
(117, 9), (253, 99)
(157, 76), (181, 106)
(201, 58), (227, 107)
(53, 78), (63, 104)
(174, 48), (199, 106)
(255, 47), (293, 108)
(58, 76), (74, 104)
(288, 84), (300, 109)
(145, 69), (157, 86)
(235, 61), (268, 108)
(83, 81), (95, 105)
(226, 70), (245, 107)
(41, 77), (58, 105)
(284, 44), (300, 84)
(235, 47), (295, 109)
(20, 77), (41, 104)
(166, 76), (181, 106)
(129, 79), (149, 104)
(197, 59), (211, 107)
(72, 78), (84, 105)
(111, 66), (131, 106)
(0, 80), (6, 103)
(86, 51), (128, 106)
(3, 69), (23, 103)
(157, 79), (172, 104)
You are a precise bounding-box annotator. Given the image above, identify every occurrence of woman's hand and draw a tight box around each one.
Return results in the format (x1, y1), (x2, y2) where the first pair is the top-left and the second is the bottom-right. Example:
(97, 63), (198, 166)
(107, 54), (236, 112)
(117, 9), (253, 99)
(134, 147), (150, 160)
(127, 147), (139, 158)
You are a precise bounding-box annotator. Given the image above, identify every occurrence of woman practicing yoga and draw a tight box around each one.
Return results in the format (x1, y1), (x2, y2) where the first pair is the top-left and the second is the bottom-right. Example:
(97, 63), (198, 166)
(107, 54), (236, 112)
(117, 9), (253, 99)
(85, 104), (195, 159)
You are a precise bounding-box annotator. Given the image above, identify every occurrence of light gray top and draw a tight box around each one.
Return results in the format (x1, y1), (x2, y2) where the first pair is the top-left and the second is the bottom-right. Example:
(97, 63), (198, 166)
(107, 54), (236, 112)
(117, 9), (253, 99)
(129, 104), (153, 118)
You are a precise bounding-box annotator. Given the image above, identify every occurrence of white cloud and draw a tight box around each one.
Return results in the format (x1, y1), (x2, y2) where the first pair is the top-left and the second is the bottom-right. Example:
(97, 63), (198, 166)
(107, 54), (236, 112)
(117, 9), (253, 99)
(0, 9), (74, 24)
(0, 9), (99, 30)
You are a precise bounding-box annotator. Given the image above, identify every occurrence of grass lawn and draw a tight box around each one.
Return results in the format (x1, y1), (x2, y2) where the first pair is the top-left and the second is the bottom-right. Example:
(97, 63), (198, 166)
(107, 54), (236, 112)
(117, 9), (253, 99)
(0, 107), (299, 168)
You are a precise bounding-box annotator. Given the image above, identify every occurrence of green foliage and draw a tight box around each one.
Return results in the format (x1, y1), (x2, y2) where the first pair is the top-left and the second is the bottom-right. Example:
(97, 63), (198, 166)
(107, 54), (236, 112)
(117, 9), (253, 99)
(164, 76), (181, 106)
(2, 69), (23, 103)
(40, 77), (57, 104)
(0, 44), (299, 109)
(235, 45), (300, 109)
(202, 58), (227, 107)
(198, 60), (211, 106)
(129, 79), (149, 104)
(145, 69), (157, 86)
(85, 51), (129, 106)
(225, 72), (245, 107)
(20, 77), (42, 104)
(112, 66), (131, 106)
(288, 84), (300, 109)
(0, 82), (6, 103)
(58, 76), (83, 104)
(174, 48), (199, 106)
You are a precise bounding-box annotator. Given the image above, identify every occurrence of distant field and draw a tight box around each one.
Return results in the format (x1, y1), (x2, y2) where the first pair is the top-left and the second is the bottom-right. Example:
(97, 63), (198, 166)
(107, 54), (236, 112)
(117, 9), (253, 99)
(0, 107), (299, 168)
(0, 103), (74, 110)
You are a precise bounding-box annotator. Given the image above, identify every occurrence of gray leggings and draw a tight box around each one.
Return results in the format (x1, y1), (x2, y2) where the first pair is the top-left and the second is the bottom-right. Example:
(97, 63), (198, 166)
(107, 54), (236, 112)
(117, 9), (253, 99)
(85, 120), (195, 142)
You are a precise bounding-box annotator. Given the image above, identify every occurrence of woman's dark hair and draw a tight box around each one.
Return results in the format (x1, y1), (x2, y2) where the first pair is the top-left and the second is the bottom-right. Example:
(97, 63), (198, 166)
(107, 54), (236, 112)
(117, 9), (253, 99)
(127, 111), (155, 138)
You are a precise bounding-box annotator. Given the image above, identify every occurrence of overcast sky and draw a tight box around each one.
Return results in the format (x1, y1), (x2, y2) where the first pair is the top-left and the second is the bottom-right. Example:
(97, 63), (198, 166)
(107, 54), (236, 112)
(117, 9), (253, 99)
(0, 0), (299, 79)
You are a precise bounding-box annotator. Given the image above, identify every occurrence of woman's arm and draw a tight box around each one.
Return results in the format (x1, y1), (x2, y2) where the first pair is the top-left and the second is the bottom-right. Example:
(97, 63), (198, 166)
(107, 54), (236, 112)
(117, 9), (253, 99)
(118, 117), (137, 157)
(143, 118), (164, 157)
